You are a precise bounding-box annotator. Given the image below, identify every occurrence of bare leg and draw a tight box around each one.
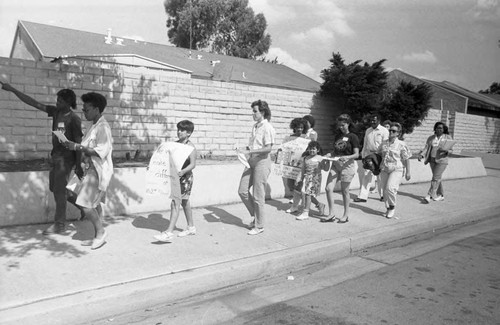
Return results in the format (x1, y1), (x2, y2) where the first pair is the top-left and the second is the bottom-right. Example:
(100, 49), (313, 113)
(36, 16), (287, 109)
(339, 181), (351, 222)
(181, 199), (194, 228)
(166, 199), (181, 233)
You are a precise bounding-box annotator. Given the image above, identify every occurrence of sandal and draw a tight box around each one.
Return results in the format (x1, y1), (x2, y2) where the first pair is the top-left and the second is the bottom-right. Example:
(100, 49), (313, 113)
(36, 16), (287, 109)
(320, 215), (336, 223)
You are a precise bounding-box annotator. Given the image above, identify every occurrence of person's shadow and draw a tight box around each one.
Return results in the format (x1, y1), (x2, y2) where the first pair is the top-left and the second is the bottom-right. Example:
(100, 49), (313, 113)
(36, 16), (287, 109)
(266, 198), (289, 212)
(203, 206), (248, 229)
(397, 190), (428, 204)
(131, 213), (171, 231)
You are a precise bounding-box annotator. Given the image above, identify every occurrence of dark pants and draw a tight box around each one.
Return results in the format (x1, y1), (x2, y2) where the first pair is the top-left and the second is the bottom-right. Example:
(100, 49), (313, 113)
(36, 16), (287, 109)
(49, 155), (75, 225)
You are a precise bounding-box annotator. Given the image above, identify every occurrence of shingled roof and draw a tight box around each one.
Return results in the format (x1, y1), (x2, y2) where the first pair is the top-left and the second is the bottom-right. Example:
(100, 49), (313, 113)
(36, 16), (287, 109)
(11, 20), (320, 92)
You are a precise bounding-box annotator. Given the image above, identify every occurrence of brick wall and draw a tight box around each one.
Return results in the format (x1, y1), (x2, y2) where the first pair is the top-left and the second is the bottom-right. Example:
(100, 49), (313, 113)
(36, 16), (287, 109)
(0, 57), (337, 160)
(1, 57), (499, 160)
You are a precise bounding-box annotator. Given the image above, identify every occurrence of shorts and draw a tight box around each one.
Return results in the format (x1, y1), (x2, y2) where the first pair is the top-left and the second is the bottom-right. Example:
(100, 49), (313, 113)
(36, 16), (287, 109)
(70, 167), (106, 209)
(329, 160), (356, 183)
(180, 172), (193, 200)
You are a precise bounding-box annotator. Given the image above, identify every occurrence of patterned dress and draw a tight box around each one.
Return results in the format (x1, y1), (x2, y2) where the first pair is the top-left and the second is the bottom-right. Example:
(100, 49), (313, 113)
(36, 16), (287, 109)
(302, 155), (322, 196)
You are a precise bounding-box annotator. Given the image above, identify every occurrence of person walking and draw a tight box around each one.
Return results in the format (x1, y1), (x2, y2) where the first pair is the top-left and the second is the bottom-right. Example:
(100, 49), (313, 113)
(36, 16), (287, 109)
(237, 100), (276, 235)
(355, 114), (388, 203)
(293, 141), (325, 221)
(378, 122), (411, 219)
(418, 122), (453, 203)
(154, 120), (197, 242)
(64, 92), (113, 249)
(320, 114), (360, 224)
(1, 81), (84, 235)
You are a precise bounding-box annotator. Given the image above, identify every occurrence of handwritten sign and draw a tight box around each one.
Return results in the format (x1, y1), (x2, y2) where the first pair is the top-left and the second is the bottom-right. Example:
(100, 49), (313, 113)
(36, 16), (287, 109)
(272, 137), (310, 179)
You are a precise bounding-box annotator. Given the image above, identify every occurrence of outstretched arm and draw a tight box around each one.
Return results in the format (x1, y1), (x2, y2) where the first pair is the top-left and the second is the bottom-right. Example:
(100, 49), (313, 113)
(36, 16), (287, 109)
(0, 81), (47, 112)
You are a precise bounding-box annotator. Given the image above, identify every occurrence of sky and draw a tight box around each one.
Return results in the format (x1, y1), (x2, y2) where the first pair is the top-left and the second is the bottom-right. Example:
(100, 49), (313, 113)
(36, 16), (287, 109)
(0, 0), (499, 91)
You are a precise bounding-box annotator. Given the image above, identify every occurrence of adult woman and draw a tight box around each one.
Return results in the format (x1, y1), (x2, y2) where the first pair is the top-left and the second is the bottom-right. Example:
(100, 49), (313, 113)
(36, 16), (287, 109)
(320, 114), (359, 223)
(378, 122), (411, 219)
(64, 92), (113, 249)
(418, 122), (453, 203)
(303, 115), (318, 141)
(237, 100), (276, 235)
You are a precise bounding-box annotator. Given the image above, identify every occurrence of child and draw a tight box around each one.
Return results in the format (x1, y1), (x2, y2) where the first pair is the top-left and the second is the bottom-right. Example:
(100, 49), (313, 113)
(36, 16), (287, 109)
(290, 141), (325, 220)
(154, 120), (197, 242)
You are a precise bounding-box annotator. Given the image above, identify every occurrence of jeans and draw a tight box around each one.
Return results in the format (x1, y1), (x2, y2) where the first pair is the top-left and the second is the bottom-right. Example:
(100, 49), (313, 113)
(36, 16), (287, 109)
(238, 155), (271, 229)
(428, 158), (447, 198)
(49, 155), (76, 225)
(379, 169), (403, 210)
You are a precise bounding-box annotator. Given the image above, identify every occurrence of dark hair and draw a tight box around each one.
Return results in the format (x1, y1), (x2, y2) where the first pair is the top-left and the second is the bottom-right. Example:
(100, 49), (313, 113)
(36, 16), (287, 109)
(433, 122), (449, 134)
(337, 113), (352, 125)
(303, 115), (315, 128)
(305, 140), (322, 155)
(382, 119), (391, 126)
(177, 120), (194, 133)
(81, 92), (107, 113)
(289, 118), (309, 134)
(57, 89), (77, 109)
(369, 114), (381, 122)
(251, 100), (271, 121)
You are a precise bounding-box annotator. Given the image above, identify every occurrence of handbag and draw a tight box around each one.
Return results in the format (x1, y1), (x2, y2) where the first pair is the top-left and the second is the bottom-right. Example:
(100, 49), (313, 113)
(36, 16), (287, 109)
(66, 173), (83, 193)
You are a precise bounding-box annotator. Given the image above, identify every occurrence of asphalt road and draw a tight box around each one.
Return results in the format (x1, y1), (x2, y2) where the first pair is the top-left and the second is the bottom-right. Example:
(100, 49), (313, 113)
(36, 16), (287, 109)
(90, 217), (500, 325)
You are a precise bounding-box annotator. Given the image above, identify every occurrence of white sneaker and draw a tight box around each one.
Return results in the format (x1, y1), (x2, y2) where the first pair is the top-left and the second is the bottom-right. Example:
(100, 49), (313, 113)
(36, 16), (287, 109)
(247, 227), (264, 235)
(295, 211), (309, 220)
(178, 226), (196, 237)
(433, 195), (444, 201)
(386, 209), (395, 219)
(424, 195), (431, 203)
(286, 206), (299, 213)
(154, 231), (174, 242)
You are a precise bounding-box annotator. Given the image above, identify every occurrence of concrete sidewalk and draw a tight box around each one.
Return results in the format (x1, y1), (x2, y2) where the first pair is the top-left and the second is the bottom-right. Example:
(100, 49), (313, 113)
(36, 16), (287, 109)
(1, 170), (499, 325)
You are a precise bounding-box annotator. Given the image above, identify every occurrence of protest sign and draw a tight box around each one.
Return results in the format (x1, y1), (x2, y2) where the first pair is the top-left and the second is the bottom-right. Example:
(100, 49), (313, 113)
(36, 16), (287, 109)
(272, 137), (310, 179)
(146, 142), (193, 201)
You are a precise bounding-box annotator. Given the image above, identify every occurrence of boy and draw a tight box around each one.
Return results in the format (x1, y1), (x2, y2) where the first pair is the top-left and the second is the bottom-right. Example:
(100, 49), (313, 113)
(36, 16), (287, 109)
(154, 120), (197, 242)
(1, 81), (83, 234)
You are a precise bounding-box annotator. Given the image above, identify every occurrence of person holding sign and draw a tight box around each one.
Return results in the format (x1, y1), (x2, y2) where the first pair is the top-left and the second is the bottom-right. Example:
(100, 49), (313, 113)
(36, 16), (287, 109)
(237, 100), (276, 235)
(63, 92), (113, 250)
(154, 120), (197, 242)
(320, 114), (360, 223)
(418, 122), (454, 203)
(0, 81), (84, 235)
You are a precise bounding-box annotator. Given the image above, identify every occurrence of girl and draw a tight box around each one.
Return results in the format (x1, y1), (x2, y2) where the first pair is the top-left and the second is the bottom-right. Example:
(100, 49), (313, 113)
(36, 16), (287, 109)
(294, 141), (325, 220)
(320, 114), (360, 224)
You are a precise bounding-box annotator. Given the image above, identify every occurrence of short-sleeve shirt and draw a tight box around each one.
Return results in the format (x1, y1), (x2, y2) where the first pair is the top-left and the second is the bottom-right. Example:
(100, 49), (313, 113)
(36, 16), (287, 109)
(46, 106), (83, 158)
(378, 138), (411, 171)
(332, 132), (360, 156)
(249, 119), (275, 150)
(362, 125), (389, 158)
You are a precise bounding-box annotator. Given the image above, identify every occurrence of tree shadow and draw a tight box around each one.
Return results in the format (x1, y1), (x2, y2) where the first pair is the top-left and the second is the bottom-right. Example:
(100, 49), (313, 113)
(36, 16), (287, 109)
(203, 206), (248, 229)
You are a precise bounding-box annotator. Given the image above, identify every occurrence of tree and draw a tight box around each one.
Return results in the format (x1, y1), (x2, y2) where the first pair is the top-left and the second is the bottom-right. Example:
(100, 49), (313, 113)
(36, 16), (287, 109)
(164, 0), (271, 59)
(316, 52), (388, 124)
(378, 81), (433, 136)
(479, 82), (500, 94)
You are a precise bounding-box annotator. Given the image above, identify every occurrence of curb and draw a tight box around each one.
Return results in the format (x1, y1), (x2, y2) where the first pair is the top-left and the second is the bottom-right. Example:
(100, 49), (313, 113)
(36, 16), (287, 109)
(1, 205), (499, 325)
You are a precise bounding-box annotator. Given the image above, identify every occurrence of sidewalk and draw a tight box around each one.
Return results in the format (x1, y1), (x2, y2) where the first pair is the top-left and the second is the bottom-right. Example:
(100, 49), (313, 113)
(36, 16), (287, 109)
(1, 169), (499, 325)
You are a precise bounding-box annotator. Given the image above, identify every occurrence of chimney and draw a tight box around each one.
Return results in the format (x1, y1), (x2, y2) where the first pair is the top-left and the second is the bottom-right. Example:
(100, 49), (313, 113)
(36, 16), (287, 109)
(104, 28), (113, 44)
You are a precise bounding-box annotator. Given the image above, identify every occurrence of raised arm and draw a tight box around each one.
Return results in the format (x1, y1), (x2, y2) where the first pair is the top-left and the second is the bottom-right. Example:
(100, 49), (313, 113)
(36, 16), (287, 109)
(0, 81), (47, 112)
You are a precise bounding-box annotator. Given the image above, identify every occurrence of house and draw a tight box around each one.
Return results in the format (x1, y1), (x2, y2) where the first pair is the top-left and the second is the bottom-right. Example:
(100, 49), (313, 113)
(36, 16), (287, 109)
(9, 20), (320, 92)
(387, 69), (500, 118)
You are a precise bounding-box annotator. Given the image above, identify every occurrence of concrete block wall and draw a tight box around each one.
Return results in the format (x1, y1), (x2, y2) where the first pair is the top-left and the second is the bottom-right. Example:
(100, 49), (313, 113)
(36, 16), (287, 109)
(0, 57), (336, 160)
(452, 112), (500, 153)
(401, 109), (442, 154)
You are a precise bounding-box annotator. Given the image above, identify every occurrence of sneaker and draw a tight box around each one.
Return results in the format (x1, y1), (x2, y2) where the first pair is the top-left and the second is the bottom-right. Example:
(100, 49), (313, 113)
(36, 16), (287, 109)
(386, 209), (395, 219)
(154, 231), (174, 242)
(249, 219), (255, 228)
(286, 206), (299, 213)
(433, 195), (444, 201)
(178, 226), (196, 237)
(295, 211), (309, 220)
(424, 195), (431, 203)
(42, 223), (67, 235)
(247, 227), (264, 235)
(317, 203), (326, 216)
(91, 231), (108, 250)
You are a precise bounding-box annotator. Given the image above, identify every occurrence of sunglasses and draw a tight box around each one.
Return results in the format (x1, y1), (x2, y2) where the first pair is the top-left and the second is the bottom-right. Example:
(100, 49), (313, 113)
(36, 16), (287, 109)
(389, 129), (399, 133)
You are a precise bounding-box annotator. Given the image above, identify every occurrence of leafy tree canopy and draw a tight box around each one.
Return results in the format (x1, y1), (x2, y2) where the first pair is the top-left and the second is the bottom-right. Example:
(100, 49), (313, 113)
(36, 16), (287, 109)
(479, 82), (500, 94)
(164, 0), (271, 59)
(315, 52), (433, 140)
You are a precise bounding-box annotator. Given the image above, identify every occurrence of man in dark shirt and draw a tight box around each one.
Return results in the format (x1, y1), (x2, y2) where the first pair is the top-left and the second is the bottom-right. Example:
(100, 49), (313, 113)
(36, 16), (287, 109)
(1, 81), (84, 234)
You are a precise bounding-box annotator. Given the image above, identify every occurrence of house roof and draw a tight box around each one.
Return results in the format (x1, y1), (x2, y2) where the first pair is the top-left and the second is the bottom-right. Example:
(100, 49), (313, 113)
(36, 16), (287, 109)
(13, 20), (320, 92)
(423, 80), (500, 109)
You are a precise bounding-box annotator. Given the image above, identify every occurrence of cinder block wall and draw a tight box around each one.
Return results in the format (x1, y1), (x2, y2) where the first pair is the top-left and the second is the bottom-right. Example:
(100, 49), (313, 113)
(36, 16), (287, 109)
(1, 57), (499, 160)
(0, 57), (336, 160)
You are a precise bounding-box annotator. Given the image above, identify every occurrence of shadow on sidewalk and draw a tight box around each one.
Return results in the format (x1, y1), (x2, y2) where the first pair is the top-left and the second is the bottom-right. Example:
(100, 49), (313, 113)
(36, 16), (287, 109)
(203, 206), (248, 229)
(131, 213), (171, 232)
(397, 190), (427, 203)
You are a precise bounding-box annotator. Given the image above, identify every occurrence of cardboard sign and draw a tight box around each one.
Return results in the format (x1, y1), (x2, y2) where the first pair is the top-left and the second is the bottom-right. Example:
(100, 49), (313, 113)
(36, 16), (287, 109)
(272, 137), (310, 179)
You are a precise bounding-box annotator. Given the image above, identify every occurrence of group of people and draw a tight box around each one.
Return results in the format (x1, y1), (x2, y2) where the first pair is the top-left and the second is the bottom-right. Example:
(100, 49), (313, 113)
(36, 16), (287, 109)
(1, 81), (453, 245)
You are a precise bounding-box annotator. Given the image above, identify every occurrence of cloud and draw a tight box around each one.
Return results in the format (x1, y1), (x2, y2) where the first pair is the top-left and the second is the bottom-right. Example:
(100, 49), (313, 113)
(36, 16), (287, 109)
(266, 47), (319, 80)
(469, 0), (500, 23)
(400, 50), (437, 63)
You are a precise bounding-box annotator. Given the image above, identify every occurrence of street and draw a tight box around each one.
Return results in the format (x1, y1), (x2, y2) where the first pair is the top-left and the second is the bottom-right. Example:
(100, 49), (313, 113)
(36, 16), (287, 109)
(90, 217), (500, 325)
